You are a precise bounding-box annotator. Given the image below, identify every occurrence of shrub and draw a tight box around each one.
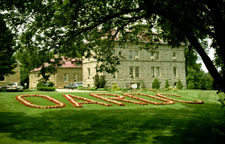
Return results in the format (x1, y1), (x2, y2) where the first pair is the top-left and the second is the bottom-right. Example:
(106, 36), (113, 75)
(112, 83), (119, 91)
(218, 92), (225, 109)
(152, 78), (160, 89)
(165, 79), (170, 88)
(37, 87), (56, 91)
(177, 80), (183, 89)
(94, 74), (107, 88)
(37, 82), (45, 87)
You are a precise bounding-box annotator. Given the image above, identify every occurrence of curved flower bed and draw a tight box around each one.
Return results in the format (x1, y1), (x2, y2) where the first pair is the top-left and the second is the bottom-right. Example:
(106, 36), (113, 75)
(90, 93), (147, 105)
(63, 94), (111, 107)
(123, 93), (174, 105)
(89, 93), (125, 106)
(156, 93), (204, 104)
(16, 94), (66, 109)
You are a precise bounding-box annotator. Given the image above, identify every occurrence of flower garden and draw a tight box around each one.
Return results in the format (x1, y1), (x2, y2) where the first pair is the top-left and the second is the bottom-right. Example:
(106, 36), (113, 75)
(16, 93), (204, 109)
(0, 90), (224, 144)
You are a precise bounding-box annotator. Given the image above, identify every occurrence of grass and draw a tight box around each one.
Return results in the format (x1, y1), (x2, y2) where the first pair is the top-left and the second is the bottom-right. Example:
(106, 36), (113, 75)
(0, 90), (224, 144)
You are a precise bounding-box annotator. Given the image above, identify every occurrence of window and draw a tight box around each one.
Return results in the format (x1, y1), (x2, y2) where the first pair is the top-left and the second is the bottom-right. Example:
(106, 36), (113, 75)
(129, 66), (133, 78)
(151, 67), (160, 78)
(129, 50), (133, 60)
(173, 67), (177, 77)
(129, 50), (139, 60)
(135, 67), (139, 78)
(73, 73), (77, 82)
(173, 52), (176, 60)
(0, 76), (5, 81)
(151, 67), (155, 78)
(134, 50), (139, 60)
(64, 74), (68, 82)
(156, 67), (160, 77)
(87, 68), (90, 77)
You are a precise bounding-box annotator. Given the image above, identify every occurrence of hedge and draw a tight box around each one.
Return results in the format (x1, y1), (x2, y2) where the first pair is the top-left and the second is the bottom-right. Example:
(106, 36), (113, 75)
(37, 87), (56, 91)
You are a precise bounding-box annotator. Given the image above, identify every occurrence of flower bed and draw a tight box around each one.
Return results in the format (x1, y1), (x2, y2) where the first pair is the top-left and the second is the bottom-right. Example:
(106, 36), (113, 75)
(16, 94), (66, 109)
(89, 93), (125, 106)
(123, 93), (174, 105)
(63, 94), (111, 107)
(156, 93), (204, 104)
(16, 93), (204, 109)
(90, 93), (147, 105)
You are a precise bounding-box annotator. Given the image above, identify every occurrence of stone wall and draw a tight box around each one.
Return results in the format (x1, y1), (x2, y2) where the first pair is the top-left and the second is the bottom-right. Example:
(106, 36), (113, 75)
(0, 64), (20, 86)
(82, 42), (186, 89)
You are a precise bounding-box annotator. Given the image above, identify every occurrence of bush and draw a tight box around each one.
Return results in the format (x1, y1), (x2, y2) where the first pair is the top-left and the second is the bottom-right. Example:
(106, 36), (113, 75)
(94, 74), (107, 88)
(218, 92), (225, 109)
(177, 80), (183, 89)
(152, 78), (160, 89)
(112, 83), (119, 91)
(37, 87), (56, 91)
(165, 79), (170, 88)
(37, 82), (46, 87)
(37, 82), (54, 87)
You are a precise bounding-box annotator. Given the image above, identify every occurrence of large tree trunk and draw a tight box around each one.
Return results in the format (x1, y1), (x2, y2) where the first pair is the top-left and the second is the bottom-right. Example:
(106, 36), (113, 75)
(186, 32), (225, 92)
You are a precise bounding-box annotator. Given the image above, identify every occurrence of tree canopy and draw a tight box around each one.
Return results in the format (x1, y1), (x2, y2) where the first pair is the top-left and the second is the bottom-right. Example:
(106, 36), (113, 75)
(1, 0), (224, 92)
(0, 14), (17, 77)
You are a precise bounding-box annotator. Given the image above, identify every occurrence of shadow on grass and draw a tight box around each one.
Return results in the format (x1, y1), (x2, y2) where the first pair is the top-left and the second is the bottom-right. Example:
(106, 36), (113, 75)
(0, 103), (225, 144)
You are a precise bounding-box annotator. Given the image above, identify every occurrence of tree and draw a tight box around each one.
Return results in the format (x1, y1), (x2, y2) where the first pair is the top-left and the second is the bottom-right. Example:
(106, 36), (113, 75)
(152, 78), (160, 89)
(0, 14), (17, 77)
(177, 80), (183, 90)
(165, 80), (170, 89)
(185, 48), (214, 90)
(2, 0), (225, 92)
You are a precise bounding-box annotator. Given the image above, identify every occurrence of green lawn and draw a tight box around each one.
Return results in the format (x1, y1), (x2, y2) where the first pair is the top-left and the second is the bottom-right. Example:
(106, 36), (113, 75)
(0, 90), (224, 144)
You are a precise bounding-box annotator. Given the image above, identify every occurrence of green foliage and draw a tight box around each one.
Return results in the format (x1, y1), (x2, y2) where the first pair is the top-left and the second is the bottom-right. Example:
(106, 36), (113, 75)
(2, 0), (225, 91)
(0, 14), (17, 77)
(165, 79), (170, 88)
(152, 78), (160, 89)
(186, 49), (214, 90)
(218, 92), (225, 109)
(177, 80), (183, 90)
(112, 83), (119, 91)
(37, 87), (55, 91)
(94, 74), (106, 88)
(37, 82), (46, 88)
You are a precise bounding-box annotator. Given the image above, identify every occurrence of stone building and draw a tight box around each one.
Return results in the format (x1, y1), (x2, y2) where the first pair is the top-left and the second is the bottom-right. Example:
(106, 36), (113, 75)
(82, 42), (186, 89)
(29, 58), (82, 89)
(0, 63), (21, 86)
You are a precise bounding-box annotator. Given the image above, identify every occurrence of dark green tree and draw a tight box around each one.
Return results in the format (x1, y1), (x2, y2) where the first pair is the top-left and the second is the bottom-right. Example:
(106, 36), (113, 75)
(177, 80), (183, 90)
(165, 79), (170, 89)
(2, 0), (225, 92)
(152, 78), (160, 89)
(0, 14), (17, 77)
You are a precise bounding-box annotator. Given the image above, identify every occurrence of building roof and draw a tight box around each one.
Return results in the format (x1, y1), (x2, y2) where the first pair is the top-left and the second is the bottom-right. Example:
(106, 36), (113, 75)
(32, 57), (82, 72)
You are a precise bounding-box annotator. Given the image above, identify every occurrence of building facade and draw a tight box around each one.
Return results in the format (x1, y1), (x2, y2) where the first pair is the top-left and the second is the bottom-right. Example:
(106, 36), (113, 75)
(29, 59), (83, 89)
(82, 42), (186, 89)
(0, 64), (21, 86)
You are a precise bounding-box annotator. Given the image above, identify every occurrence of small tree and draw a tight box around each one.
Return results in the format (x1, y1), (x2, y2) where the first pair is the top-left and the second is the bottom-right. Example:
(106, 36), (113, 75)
(94, 74), (100, 88)
(177, 80), (183, 90)
(165, 79), (170, 88)
(152, 78), (160, 89)
(99, 75), (106, 88)
(94, 74), (106, 88)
